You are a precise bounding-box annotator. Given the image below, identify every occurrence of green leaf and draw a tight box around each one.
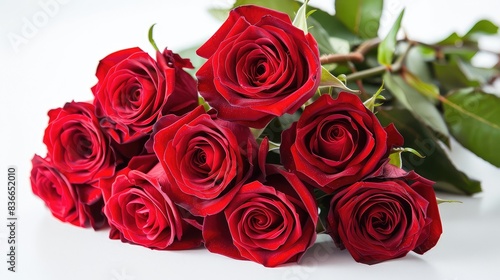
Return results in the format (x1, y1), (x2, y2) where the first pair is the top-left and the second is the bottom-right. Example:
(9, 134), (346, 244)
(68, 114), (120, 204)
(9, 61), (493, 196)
(250, 127), (267, 139)
(233, 0), (300, 19)
(458, 59), (500, 84)
(267, 140), (281, 151)
(405, 45), (434, 84)
(394, 147), (426, 158)
(320, 66), (359, 93)
(437, 19), (498, 50)
(307, 16), (335, 54)
(464, 19), (499, 39)
(388, 152), (402, 169)
(148, 24), (159, 52)
(307, 6), (362, 45)
(378, 9), (405, 66)
(261, 112), (301, 143)
(292, 0), (309, 34)
(437, 32), (462, 46)
(401, 70), (440, 102)
(377, 108), (481, 195)
(433, 56), (481, 91)
(335, 0), (383, 39)
(328, 37), (350, 54)
(384, 73), (450, 142)
(443, 89), (500, 167)
(198, 96), (210, 111)
(363, 81), (386, 112)
(389, 147), (425, 169)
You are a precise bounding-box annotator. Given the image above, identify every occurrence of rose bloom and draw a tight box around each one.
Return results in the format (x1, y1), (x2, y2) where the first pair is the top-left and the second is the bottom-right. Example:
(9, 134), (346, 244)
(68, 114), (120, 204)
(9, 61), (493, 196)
(101, 155), (203, 250)
(92, 47), (198, 144)
(196, 5), (321, 128)
(281, 93), (403, 193)
(31, 155), (107, 229)
(152, 106), (258, 216)
(326, 172), (443, 264)
(203, 165), (318, 267)
(43, 101), (115, 184)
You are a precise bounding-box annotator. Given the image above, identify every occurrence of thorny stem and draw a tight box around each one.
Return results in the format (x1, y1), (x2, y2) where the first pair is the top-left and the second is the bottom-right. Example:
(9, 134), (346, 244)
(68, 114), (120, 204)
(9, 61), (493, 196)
(320, 37), (381, 64)
(323, 36), (500, 82)
(345, 65), (387, 81)
(345, 41), (414, 81)
(320, 52), (364, 64)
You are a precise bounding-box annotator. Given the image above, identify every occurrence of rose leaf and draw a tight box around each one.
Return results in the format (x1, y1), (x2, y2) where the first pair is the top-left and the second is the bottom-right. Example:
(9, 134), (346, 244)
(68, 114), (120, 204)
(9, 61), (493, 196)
(377, 108), (481, 195)
(443, 89), (500, 167)
(378, 9), (405, 66)
(334, 0), (383, 39)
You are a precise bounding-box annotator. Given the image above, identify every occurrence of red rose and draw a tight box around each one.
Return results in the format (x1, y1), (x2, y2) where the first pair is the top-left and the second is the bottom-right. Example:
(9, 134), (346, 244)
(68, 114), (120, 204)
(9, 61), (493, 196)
(326, 172), (443, 264)
(92, 47), (198, 144)
(30, 155), (107, 229)
(196, 5), (321, 128)
(280, 93), (403, 193)
(203, 165), (318, 267)
(153, 106), (258, 216)
(101, 155), (203, 250)
(43, 101), (115, 184)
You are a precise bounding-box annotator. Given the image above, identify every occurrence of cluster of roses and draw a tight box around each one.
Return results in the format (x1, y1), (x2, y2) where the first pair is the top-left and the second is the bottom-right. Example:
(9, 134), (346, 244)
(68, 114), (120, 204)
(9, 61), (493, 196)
(30, 6), (442, 267)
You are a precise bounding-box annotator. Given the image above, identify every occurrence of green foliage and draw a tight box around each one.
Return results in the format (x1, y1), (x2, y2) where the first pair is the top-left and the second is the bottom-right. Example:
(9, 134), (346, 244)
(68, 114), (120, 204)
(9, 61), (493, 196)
(307, 7), (362, 46)
(363, 81), (385, 112)
(443, 89), (500, 167)
(384, 73), (450, 143)
(438, 19), (498, 46)
(378, 9), (405, 66)
(389, 147), (425, 169)
(233, 0), (300, 19)
(335, 0), (383, 39)
(320, 66), (359, 93)
(377, 108), (481, 195)
(433, 57), (481, 91)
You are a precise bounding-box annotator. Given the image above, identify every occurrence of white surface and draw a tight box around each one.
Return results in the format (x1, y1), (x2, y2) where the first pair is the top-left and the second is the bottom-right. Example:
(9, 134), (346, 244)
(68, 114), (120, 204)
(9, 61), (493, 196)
(1, 0), (500, 279)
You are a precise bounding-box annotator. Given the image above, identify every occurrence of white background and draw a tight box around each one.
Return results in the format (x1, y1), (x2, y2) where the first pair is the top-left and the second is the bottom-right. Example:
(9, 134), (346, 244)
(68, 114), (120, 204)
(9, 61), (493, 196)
(1, 0), (500, 279)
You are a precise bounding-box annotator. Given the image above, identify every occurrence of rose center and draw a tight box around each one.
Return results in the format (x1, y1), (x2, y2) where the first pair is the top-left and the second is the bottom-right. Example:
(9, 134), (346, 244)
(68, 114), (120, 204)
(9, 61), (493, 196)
(130, 88), (141, 102)
(68, 130), (94, 159)
(372, 212), (390, 231)
(192, 146), (211, 174)
(329, 127), (342, 139)
(255, 63), (267, 77)
(316, 119), (355, 162)
(78, 137), (93, 157)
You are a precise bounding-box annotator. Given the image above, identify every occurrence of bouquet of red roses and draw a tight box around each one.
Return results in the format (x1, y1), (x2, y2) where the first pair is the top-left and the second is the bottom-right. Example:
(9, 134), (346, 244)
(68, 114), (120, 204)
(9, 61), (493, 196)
(30, 1), (444, 267)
